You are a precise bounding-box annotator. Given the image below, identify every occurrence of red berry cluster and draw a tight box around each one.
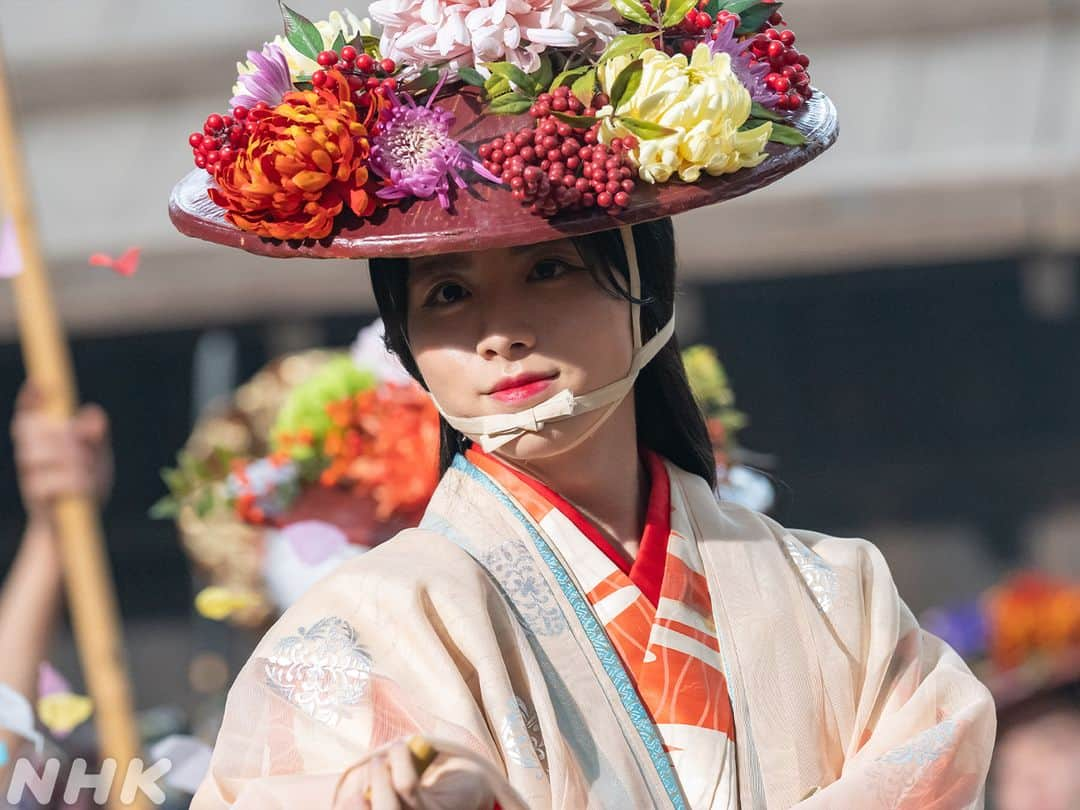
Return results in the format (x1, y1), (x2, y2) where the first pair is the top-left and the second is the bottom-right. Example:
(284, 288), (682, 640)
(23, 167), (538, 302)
(478, 86), (639, 218)
(312, 47), (397, 96)
(748, 11), (812, 110)
(188, 104), (267, 171)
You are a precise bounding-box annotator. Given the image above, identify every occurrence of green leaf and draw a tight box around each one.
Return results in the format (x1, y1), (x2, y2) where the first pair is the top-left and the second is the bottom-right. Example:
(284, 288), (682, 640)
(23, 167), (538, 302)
(485, 62), (539, 96)
(571, 68), (597, 106)
(160, 466), (185, 495)
(598, 32), (657, 64)
(765, 121), (806, 145)
(195, 487), (216, 518)
(534, 55), (554, 95)
(662, 0), (699, 29)
(703, 0), (722, 16)
(722, 0), (765, 14)
(609, 58), (643, 110)
(750, 101), (785, 122)
(488, 93), (535, 114)
(331, 30), (347, 54)
(553, 112), (600, 128)
(404, 67), (441, 94)
(279, 2), (324, 61)
(612, 0), (655, 26)
(149, 496), (179, 520)
(618, 116), (677, 139)
(735, 0), (780, 34)
(458, 67), (487, 87)
(484, 73), (512, 99)
(352, 33), (382, 59)
(550, 64), (591, 90)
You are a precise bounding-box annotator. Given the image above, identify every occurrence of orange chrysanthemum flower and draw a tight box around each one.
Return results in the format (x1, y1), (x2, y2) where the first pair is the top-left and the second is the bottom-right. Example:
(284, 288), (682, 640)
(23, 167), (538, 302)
(208, 70), (383, 241)
(318, 383), (441, 521)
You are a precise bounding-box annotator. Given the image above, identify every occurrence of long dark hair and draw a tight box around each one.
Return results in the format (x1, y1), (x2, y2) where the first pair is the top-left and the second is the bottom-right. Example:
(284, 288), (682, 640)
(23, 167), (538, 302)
(369, 218), (716, 488)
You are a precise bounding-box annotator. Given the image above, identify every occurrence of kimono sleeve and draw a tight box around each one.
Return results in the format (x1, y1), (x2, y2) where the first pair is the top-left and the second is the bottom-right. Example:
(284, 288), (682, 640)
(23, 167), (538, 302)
(189, 536), (527, 810)
(793, 535), (996, 810)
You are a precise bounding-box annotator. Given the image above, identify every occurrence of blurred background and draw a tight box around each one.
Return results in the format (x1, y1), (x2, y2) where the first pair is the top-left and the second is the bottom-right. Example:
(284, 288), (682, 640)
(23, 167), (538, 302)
(1, 0), (1079, 777)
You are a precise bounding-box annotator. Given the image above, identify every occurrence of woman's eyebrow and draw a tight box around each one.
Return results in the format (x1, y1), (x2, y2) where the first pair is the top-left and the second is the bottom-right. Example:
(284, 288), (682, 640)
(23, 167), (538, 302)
(410, 257), (471, 279)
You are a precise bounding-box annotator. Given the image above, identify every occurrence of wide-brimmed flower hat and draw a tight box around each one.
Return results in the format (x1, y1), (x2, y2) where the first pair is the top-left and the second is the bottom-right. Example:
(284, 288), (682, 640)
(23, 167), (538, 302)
(169, 0), (837, 259)
(154, 320), (441, 627)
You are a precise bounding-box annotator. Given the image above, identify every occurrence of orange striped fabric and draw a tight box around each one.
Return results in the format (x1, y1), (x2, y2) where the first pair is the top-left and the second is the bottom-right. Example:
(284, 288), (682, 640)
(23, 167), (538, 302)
(465, 447), (738, 809)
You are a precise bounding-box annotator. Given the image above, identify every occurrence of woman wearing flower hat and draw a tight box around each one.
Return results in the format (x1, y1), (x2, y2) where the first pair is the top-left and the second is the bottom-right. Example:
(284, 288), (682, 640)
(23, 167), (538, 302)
(172, 3), (995, 808)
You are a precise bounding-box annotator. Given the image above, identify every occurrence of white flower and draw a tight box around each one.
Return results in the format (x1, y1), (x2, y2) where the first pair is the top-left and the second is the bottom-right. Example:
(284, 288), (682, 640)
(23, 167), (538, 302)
(370, 0), (620, 73)
(349, 319), (414, 385)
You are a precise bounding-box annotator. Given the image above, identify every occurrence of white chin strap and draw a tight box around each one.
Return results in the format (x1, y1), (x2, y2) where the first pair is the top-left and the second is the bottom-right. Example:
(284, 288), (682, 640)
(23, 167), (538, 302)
(430, 225), (675, 454)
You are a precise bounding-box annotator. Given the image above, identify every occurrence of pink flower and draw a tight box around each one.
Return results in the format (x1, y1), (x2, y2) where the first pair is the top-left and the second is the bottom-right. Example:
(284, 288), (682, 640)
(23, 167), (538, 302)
(369, 0), (621, 72)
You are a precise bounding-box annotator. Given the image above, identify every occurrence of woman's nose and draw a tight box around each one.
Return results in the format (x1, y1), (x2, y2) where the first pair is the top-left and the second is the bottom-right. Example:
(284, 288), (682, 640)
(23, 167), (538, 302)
(475, 321), (536, 361)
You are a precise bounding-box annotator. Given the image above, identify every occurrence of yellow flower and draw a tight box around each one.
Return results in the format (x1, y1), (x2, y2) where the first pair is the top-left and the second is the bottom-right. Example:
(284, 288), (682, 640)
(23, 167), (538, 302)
(195, 586), (265, 621)
(270, 9), (373, 80)
(37, 693), (94, 738)
(598, 44), (772, 184)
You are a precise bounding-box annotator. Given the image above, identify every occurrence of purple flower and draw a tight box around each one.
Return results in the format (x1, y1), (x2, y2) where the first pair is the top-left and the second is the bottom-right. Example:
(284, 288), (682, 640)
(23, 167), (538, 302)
(709, 20), (780, 108)
(923, 602), (989, 659)
(230, 42), (294, 111)
(370, 75), (500, 210)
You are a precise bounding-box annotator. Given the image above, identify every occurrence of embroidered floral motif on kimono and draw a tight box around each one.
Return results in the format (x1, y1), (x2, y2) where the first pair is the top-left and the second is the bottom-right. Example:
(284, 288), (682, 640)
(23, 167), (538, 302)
(481, 541), (568, 637)
(783, 533), (839, 613)
(263, 616), (372, 727)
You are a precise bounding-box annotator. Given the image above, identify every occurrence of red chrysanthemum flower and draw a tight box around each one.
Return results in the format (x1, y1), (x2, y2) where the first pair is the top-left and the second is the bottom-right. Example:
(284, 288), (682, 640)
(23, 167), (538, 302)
(208, 70), (383, 240)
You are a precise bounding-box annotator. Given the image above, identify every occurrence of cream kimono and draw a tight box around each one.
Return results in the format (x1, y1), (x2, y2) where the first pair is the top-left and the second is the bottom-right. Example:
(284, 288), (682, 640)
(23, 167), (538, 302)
(192, 452), (996, 809)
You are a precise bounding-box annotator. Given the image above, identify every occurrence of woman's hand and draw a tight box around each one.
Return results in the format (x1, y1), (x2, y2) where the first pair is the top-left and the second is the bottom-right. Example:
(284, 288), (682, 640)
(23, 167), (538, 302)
(337, 738), (496, 810)
(11, 381), (113, 532)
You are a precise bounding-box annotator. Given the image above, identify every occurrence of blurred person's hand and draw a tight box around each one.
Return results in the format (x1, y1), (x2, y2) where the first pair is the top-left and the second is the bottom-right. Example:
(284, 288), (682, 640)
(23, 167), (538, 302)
(11, 381), (113, 534)
(335, 739), (497, 810)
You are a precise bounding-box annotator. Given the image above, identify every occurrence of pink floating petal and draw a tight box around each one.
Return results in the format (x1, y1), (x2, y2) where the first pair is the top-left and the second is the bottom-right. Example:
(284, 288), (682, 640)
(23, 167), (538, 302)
(89, 246), (141, 277)
(280, 520), (349, 566)
(37, 662), (71, 698)
(0, 217), (22, 279)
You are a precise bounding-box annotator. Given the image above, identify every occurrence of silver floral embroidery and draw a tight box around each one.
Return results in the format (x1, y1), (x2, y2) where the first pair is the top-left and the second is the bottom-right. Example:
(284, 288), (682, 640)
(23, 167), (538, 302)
(877, 720), (956, 766)
(263, 616), (372, 727)
(783, 534), (838, 613)
(499, 696), (547, 771)
(481, 541), (567, 636)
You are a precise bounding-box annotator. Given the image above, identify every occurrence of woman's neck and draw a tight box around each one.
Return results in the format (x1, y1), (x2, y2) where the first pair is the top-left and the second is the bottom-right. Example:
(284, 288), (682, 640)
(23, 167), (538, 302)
(505, 396), (646, 560)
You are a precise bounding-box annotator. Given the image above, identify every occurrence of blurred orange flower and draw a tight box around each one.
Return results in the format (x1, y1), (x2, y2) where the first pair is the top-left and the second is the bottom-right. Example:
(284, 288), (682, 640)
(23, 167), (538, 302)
(987, 572), (1080, 669)
(317, 383), (440, 521)
(208, 70), (382, 240)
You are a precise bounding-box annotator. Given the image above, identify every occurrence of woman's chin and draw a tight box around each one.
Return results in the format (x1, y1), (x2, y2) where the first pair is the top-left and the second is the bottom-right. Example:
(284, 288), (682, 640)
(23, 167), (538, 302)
(493, 417), (601, 462)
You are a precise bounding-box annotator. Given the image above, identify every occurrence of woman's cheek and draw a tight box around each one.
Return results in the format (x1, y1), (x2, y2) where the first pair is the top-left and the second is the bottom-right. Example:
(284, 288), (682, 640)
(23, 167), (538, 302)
(416, 348), (473, 411)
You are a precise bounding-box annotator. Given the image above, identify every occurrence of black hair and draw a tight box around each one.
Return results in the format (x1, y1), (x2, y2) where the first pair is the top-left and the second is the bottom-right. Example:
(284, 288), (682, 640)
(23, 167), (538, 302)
(369, 217), (716, 488)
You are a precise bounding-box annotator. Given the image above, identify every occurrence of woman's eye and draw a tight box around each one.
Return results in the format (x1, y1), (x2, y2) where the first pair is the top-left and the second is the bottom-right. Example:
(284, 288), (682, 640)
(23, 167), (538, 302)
(425, 282), (469, 307)
(529, 259), (575, 281)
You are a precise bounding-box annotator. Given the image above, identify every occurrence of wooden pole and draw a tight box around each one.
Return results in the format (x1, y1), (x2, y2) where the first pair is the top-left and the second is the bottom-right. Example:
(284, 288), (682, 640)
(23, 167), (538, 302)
(0, 41), (148, 810)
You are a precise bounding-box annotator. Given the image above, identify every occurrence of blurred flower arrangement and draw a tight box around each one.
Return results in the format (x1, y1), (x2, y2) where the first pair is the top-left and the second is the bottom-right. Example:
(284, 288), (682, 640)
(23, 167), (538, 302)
(187, 0), (812, 233)
(156, 342), (438, 531)
(154, 322), (440, 624)
(682, 344), (747, 471)
(923, 572), (1080, 704)
(682, 344), (776, 513)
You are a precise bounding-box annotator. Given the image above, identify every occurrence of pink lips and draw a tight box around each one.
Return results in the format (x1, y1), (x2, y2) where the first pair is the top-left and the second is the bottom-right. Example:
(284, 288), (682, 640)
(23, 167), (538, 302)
(488, 373), (557, 403)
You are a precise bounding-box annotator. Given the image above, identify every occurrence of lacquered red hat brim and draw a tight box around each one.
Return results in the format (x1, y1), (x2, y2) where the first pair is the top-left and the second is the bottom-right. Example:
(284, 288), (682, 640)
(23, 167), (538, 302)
(169, 89), (838, 260)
